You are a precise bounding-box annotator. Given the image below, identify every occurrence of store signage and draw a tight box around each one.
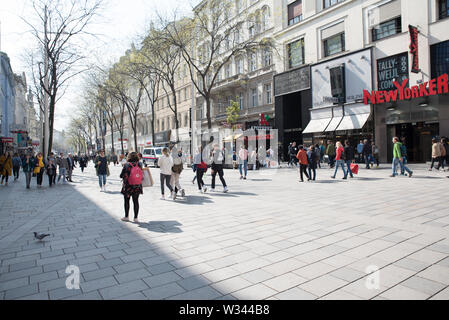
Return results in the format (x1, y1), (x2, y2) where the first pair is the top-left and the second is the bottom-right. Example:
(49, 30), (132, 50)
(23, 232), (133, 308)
(363, 74), (449, 105)
(259, 113), (270, 126)
(409, 25), (420, 73)
(377, 53), (409, 90)
(1, 137), (13, 143)
(274, 66), (310, 96)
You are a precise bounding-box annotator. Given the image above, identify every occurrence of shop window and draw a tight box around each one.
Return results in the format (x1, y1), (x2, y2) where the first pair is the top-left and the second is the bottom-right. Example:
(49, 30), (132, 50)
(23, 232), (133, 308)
(323, 33), (345, 57)
(372, 16), (402, 41)
(439, 0), (449, 19)
(288, 0), (303, 26)
(431, 40), (449, 79)
(288, 39), (305, 69)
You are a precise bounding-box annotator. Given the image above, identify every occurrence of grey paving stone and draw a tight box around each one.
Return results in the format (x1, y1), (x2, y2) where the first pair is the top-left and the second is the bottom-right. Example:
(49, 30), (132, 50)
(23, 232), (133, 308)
(36, 253), (75, 266)
(274, 287), (318, 300)
(142, 282), (186, 300)
(107, 243), (130, 251)
(393, 258), (430, 272)
(30, 271), (59, 284)
(1, 254), (41, 266)
(143, 271), (182, 288)
(82, 267), (117, 282)
(241, 269), (276, 284)
(74, 248), (109, 259)
(4, 284), (38, 300)
(102, 250), (127, 260)
(49, 287), (82, 300)
(168, 285), (222, 300)
(114, 268), (152, 284)
(401, 276), (446, 296)
(17, 292), (50, 300)
(42, 261), (68, 273)
(0, 277), (30, 291)
(113, 261), (146, 274)
(147, 262), (176, 275)
(177, 275), (210, 291)
(40, 249), (66, 259)
(121, 250), (157, 263)
(38, 277), (68, 291)
(0, 266), (43, 282)
(63, 291), (103, 300)
(437, 257), (449, 267)
(9, 260), (37, 272)
(63, 244), (97, 254)
(80, 276), (118, 293)
(69, 255), (105, 266)
(97, 257), (124, 269)
(141, 255), (172, 267)
(114, 292), (147, 300)
(99, 280), (149, 299)
(330, 267), (367, 283)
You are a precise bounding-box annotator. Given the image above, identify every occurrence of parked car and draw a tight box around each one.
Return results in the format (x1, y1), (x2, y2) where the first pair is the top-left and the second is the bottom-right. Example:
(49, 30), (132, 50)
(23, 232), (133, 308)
(142, 147), (164, 167)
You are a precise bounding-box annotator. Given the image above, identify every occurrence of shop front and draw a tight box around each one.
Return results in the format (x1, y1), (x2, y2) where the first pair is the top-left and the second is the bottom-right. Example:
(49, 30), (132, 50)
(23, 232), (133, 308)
(274, 65), (312, 161)
(154, 130), (171, 147)
(302, 48), (374, 148)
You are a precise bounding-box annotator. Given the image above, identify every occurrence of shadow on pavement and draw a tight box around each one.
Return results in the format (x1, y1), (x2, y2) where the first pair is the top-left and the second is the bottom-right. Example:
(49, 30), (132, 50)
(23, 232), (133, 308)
(137, 221), (183, 234)
(313, 180), (344, 184)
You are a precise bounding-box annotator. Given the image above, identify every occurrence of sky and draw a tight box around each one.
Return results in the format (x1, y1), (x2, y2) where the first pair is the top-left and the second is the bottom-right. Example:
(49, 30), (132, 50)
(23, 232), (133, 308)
(0, 0), (200, 131)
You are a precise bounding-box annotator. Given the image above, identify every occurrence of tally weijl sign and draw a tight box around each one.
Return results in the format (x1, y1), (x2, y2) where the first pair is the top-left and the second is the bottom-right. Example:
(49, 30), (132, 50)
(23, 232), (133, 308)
(363, 74), (449, 105)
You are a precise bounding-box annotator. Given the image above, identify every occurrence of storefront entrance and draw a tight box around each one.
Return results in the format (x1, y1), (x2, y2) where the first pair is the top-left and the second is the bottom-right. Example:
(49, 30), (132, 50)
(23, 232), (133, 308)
(387, 122), (439, 163)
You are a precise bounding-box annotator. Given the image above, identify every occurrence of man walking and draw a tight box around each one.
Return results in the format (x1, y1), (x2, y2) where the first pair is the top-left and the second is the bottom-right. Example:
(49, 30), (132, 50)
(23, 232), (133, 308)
(210, 144), (228, 193)
(289, 142), (298, 167)
(96, 150), (109, 192)
(363, 139), (372, 169)
(326, 140), (336, 168)
(57, 153), (69, 184)
(238, 145), (248, 180)
(67, 154), (75, 182)
(12, 153), (21, 181)
(357, 140), (364, 163)
(391, 137), (413, 177)
(344, 140), (355, 179)
(296, 145), (310, 182)
(22, 153), (36, 189)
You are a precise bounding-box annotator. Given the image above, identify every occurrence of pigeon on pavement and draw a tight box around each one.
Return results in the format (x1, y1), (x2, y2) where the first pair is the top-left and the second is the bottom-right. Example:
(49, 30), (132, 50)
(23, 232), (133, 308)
(34, 232), (50, 241)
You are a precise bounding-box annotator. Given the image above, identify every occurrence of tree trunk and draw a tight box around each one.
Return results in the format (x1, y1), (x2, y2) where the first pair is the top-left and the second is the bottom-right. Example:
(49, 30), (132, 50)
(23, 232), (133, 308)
(110, 123), (115, 154)
(206, 97), (212, 130)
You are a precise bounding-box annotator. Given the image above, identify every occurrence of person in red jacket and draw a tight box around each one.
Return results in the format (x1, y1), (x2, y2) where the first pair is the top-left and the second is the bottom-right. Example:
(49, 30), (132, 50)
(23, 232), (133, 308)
(296, 145), (310, 182)
(331, 141), (347, 179)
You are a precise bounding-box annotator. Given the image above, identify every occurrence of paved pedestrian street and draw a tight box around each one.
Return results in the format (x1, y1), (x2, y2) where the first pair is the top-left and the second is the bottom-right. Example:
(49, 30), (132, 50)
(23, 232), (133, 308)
(0, 164), (448, 300)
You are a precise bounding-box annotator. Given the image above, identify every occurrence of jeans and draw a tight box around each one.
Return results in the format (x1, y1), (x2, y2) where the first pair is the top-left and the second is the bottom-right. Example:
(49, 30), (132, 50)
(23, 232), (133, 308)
(392, 158), (412, 176)
(196, 169), (205, 190)
(211, 164), (227, 189)
(160, 174), (173, 195)
(345, 161), (354, 178)
(58, 168), (67, 183)
(328, 155), (336, 167)
(332, 160), (347, 178)
(364, 155), (371, 169)
(37, 169), (44, 186)
(13, 166), (20, 180)
(124, 194), (140, 219)
(430, 157), (442, 170)
(98, 174), (107, 187)
(239, 160), (248, 177)
(308, 166), (316, 181)
(48, 174), (56, 186)
(299, 164), (310, 181)
(25, 172), (32, 188)
(401, 157), (408, 175)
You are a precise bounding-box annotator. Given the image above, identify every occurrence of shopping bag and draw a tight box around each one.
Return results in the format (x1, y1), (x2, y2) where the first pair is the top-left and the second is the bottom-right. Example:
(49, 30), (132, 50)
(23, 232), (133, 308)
(142, 167), (154, 187)
(350, 163), (359, 175)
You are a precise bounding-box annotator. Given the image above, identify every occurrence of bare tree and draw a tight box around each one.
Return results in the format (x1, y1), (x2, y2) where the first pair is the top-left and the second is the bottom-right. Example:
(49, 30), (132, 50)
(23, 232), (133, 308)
(23, 0), (104, 156)
(160, 0), (274, 129)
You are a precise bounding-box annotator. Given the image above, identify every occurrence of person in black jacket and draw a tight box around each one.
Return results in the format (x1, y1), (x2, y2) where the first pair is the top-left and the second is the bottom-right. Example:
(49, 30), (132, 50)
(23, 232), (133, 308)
(344, 140), (355, 179)
(362, 139), (372, 169)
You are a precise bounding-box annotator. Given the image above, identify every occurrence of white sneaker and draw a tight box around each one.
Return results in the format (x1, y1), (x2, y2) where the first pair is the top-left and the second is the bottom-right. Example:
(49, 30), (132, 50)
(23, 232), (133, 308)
(103, 186), (106, 192)
(100, 187), (103, 192)
(160, 195), (165, 200)
(210, 188), (215, 192)
(223, 187), (228, 193)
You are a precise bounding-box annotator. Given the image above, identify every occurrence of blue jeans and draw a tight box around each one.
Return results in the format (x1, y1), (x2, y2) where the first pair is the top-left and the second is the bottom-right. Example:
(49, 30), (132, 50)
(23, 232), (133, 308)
(332, 160), (347, 178)
(58, 168), (67, 183)
(98, 174), (107, 187)
(400, 157), (407, 175)
(239, 160), (248, 177)
(392, 158), (412, 176)
(345, 161), (354, 178)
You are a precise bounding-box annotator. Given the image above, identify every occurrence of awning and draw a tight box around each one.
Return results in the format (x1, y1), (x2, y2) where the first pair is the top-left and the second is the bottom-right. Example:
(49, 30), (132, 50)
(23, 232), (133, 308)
(325, 117), (343, 132)
(336, 113), (371, 131)
(302, 118), (333, 134)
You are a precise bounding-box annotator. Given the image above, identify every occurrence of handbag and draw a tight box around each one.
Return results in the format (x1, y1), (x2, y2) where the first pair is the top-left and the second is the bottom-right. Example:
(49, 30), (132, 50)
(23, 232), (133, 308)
(350, 163), (359, 175)
(142, 167), (153, 188)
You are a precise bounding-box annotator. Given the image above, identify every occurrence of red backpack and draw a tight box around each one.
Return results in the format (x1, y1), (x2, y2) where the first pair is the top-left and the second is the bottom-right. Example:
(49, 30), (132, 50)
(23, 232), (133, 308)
(128, 163), (143, 185)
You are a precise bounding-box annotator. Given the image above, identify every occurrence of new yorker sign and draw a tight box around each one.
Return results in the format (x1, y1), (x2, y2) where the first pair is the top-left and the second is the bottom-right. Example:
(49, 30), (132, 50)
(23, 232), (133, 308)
(363, 74), (449, 105)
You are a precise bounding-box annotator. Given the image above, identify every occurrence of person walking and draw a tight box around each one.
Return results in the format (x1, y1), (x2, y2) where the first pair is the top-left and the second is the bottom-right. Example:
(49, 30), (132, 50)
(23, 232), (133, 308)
(442, 137), (449, 171)
(79, 155), (87, 173)
(193, 147), (207, 193)
(12, 153), (21, 182)
(158, 147), (174, 200)
(95, 150), (110, 192)
(429, 138), (442, 171)
(171, 147), (185, 200)
(238, 145), (248, 180)
(363, 139), (372, 169)
(319, 141), (325, 168)
(331, 142), (347, 179)
(22, 153), (36, 189)
(210, 144), (228, 193)
(357, 140), (364, 163)
(307, 146), (318, 181)
(0, 152), (13, 186)
(439, 138), (447, 170)
(34, 152), (45, 187)
(46, 153), (57, 187)
(343, 140), (355, 179)
(391, 137), (413, 177)
(289, 142), (298, 167)
(120, 152), (143, 223)
(296, 145), (310, 182)
(372, 142), (380, 168)
(326, 140), (336, 168)
(57, 153), (69, 184)
(67, 154), (75, 182)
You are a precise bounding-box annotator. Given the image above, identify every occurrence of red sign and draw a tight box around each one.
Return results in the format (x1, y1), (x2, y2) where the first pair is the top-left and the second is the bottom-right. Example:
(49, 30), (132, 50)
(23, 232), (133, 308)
(1, 137), (14, 143)
(118, 139), (128, 142)
(364, 74), (449, 105)
(146, 141), (152, 145)
(409, 25), (420, 73)
(259, 113), (269, 126)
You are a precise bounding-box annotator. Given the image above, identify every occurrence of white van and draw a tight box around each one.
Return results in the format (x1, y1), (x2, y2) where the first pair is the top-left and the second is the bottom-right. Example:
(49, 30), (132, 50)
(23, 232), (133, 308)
(142, 147), (164, 167)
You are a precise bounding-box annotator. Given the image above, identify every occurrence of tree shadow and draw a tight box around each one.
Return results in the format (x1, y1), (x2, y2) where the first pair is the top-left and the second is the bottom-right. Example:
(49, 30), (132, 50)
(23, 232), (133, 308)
(355, 177), (386, 181)
(173, 195), (215, 205)
(313, 180), (344, 184)
(136, 221), (183, 234)
(411, 176), (445, 180)
(249, 179), (272, 182)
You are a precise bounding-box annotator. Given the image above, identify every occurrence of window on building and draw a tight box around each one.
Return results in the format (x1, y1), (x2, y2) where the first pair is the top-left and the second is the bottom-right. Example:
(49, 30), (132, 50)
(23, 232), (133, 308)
(238, 93), (244, 110)
(236, 57), (244, 74)
(262, 7), (270, 31)
(323, 33), (345, 57)
(431, 40), (449, 78)
(265, 84), (272, 104)
(225, 63), (231, 78)
(439, 0), (449, 19)
(263, 48), (272, 67)
(372, 16), (401, 41)
(234, 29), (240, 44)
(249, 24), (255, 38)
(323, 0), (344, 9)
(249, 52), (257, 72)
(288, 0), (303, 26)
(251, 88), (258, 107)
(288, 39), (305, 69)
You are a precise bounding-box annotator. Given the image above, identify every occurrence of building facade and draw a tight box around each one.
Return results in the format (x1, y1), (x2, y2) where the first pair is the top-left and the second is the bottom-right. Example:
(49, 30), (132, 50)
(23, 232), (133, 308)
(0, 52), (16, 154)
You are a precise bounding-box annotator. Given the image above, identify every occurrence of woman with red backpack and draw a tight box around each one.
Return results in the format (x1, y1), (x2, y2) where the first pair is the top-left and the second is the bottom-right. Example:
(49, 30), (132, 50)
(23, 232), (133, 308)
(120, 152), (143, 223)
